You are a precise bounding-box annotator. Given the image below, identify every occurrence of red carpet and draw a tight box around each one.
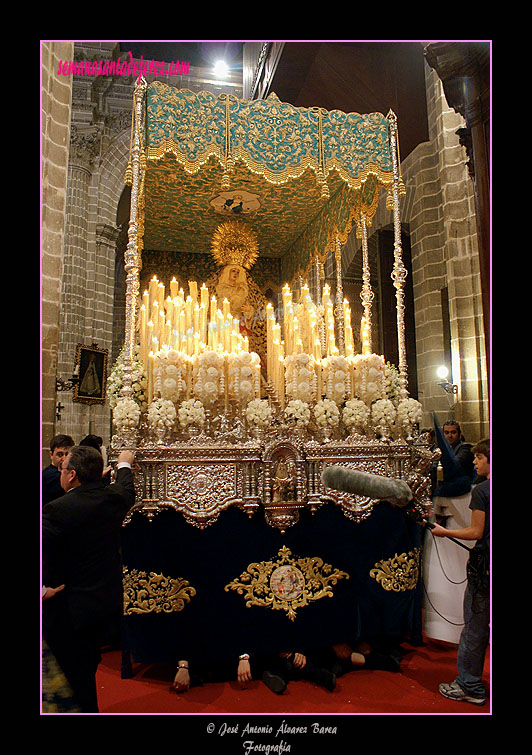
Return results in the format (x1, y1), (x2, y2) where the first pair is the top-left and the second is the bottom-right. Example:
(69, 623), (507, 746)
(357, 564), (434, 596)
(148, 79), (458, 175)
(95, 638), (490, 717)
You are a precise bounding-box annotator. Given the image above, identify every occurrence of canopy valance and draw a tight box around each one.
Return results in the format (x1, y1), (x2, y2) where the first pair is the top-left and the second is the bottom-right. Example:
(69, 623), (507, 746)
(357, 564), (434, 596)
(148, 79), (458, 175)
(131, 81), (404, 282)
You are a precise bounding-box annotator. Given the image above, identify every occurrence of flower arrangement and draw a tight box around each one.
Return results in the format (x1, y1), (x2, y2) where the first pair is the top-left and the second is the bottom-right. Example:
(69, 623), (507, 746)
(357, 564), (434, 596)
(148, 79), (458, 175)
(371, 398), (396, 437)
(112, 396), (141, 431)
(147, 398), (177, 430)
(353, 353), (386, 406)
(384, 361), (402, 405)
(284, 399), (311, 428)
(153, 349), (188, 404)
(284, 353), (316, 403)
(322, 355), (350, 405)
(228, 351), (261, 405)
(193, 350), (224, 404)
(177, 398), (206, 429)
(395, 398), (423, 438)
(107, 344), (148, 411)
(246, 398), (273, 429)
(313, 398), (340, 428)
(342, 398), (369, 433)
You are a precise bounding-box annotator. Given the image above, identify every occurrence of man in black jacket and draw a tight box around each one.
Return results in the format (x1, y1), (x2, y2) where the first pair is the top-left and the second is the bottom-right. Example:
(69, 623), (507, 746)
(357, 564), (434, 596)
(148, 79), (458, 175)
(42, 445), (136, 713)
(42, 434), (75, 507)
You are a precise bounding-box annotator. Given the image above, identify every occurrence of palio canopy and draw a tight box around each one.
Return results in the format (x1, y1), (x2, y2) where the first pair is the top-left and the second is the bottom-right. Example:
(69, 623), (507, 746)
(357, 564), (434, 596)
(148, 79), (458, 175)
(136, 82), (401, 282)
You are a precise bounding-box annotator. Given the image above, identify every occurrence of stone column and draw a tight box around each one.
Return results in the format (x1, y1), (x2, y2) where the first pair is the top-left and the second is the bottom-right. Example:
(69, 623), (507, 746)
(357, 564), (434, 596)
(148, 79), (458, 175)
(55, 126), (100, 440)
(41, 41), (73, 465)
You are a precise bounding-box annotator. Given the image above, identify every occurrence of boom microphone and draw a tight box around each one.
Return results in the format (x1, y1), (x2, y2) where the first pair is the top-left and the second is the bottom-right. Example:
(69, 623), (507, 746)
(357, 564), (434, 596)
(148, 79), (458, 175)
(321, 465), (413, 506)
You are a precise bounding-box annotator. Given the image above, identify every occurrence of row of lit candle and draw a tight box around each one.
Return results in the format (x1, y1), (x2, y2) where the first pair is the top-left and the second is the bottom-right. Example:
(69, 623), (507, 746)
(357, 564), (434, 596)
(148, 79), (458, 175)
(139, 276), (252, 367)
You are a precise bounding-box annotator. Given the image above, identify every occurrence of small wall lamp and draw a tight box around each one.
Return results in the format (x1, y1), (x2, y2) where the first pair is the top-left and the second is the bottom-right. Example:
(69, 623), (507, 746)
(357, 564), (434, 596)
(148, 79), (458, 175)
(436, 365), (458, 395)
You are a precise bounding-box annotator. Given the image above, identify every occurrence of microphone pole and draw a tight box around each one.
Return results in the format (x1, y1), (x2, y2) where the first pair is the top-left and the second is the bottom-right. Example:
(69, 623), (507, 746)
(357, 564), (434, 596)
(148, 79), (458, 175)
(404, 504), (472, 552)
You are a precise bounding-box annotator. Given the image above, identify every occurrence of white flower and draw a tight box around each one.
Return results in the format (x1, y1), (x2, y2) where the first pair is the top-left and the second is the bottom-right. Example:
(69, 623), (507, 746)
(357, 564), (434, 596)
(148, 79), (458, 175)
(314, 399), (340, 428)
(395, 398), (423, 437)
(353, 353), (385, 406)
(178, 398), (205, 428)
(384, 361), (402, 404)
(323, 354), (349, 404)
(372, 398), (396, 427)
(284, 399), (310, 427)
(343, 399), (369, 430)
(107, 344), (148, 411)
(285, 354), (317, 404)
(239, 380), (253, 396)
(112, 396), (141, 430)
(147, 398), (177, 429)
(246, 398), (272, 428)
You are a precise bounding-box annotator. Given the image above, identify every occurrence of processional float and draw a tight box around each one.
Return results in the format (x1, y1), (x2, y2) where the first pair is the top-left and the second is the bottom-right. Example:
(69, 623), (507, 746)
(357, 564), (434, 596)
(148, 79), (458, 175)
(111, 78), (438, 669)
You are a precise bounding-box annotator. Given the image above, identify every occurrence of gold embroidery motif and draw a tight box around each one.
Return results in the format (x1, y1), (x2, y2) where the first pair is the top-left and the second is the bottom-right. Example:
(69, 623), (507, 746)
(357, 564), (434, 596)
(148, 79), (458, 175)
(369, 548), (421, 592)
(225, 545), (349, 621)
(122, 567), (196, 615)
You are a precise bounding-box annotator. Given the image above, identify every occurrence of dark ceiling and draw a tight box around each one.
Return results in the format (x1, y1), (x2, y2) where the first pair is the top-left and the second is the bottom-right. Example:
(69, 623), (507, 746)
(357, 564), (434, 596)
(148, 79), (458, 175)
(119, 41), (243, 71)
(266, 42), (429, 160)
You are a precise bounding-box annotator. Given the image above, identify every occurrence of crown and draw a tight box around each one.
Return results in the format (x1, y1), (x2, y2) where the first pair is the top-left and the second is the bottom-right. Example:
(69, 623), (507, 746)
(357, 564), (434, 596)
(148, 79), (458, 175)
(211, 221), (259, 270)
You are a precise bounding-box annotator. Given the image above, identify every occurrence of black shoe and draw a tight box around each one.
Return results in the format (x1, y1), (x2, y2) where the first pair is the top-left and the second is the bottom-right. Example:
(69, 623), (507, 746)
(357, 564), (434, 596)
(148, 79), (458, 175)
(262, 670), (287, 694)
(363, 652), (400, 672)
(307, 667), (337, 692)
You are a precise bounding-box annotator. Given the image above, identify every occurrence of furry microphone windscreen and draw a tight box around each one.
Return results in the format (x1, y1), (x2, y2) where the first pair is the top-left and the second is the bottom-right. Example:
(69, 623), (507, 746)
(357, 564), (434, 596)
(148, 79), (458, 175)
(321, 466), (413, 505)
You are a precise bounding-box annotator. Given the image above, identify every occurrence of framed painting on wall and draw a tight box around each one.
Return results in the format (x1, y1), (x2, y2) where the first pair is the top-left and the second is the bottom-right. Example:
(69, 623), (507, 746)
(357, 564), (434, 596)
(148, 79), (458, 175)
(73, 343), (108, 405)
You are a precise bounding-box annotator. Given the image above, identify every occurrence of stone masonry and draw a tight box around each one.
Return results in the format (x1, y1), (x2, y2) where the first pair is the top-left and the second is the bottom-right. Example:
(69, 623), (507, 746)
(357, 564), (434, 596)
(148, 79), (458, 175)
(342, 61), (488, 441)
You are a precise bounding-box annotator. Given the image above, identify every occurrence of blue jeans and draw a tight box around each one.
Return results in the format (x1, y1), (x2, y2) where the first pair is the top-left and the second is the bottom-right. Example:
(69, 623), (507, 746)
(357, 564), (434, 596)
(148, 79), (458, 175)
(456, 582), (490, 697)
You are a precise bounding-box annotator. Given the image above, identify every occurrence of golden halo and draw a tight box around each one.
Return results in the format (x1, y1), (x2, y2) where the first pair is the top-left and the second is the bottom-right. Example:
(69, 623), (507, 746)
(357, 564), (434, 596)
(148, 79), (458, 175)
(211, 221), (259, 270)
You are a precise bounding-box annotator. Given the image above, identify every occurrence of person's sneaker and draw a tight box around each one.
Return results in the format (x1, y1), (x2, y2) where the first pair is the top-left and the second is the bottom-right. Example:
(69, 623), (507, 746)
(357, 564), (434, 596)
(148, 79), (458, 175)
(438, 681), (485, 705)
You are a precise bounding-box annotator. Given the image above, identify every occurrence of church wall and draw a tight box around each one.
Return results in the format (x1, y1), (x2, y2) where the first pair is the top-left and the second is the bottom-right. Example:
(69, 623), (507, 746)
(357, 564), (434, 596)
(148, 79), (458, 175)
(341, 61), (488, 442)
(42, 41), (74, 465)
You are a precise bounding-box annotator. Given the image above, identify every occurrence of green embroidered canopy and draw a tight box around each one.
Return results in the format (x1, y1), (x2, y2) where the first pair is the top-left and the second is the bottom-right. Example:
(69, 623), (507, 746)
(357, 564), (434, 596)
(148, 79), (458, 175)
(138, 81), (401, 282)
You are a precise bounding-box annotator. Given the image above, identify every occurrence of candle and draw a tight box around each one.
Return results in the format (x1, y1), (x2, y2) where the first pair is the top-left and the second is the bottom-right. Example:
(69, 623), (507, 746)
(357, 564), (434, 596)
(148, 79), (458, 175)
(148, 351), (154, 403)
(185, 296), (192, 331)
(142, 289), (150, 312)
(157, 281), (165, 309)
(222, 297), (231, 318)
(165, 320), (172, 347)
(151, 301), (159, 338)
(193, 303), (200, 334)
(165, 295), (173, 322)
(139, 303), (147, 356)
(149, 275), (158, 308)
(266, 303), (274, 381)
(158, 309), (166, 348)
(170, 276), (179, 298)
(316, 357), (322, 398)
(210, 295), (217, 324)
(278, 353), (285, 407)
(199, 302), (206, 342)
(200, 283), (209, 309)
(189, 280), (198, 303)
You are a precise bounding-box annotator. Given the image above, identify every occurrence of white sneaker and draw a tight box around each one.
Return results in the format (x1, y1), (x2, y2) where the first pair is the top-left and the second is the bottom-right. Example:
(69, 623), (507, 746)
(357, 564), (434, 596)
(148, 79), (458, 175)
(439, 681), (486, 705)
